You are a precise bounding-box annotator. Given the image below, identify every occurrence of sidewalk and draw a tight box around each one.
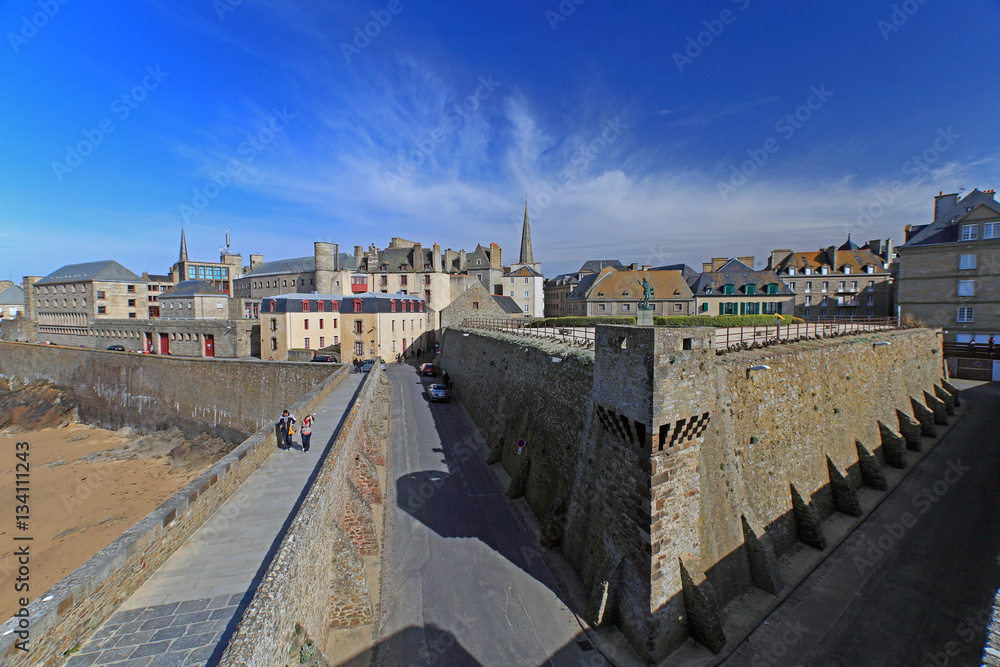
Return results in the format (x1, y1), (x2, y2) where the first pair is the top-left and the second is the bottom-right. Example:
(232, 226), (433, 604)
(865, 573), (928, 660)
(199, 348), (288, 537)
(67, 372), (364, 666)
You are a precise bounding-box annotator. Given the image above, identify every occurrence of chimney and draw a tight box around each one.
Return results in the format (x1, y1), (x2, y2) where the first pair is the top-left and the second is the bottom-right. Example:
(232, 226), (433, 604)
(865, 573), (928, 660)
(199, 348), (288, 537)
(354, 245), (364, 270)
(702, 262), (713, 273)
(985, 189), (996, 198)
(768, 249), (792, 270)
(333, 243), (339, 271)
(826, 246), (838, 269)
(737, 256), (755, 268)
(22, 276), (41, 322)
(629, 262), (640, 271)
(490, 242), (502, 270)
(934, 191), (959, 219)
(866, 240), (883, 256)
(884, 238), (894, 262)
(445, 248), (457, 273)
(412, 243), (423, 271)
(712, 257), (728, 272)
(459, 249), (467, 272)
(250, 254), (263, 270)
(432, 243), (442, 272)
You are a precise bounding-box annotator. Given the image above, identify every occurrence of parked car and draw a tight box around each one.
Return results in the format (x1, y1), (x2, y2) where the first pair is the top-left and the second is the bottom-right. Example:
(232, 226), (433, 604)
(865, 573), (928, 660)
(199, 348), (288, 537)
(420, 363), (437, 377)
(107, 345), (125, 351)
(426, 383), (450, 402)
(362, 359), (376, 372)
(378, 358), (387, 370)
(311, 355), (337, 363)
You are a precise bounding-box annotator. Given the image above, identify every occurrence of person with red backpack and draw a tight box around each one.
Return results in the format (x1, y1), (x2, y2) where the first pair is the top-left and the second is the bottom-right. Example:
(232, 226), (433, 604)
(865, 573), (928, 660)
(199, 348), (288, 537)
(301, 414), (315, 452)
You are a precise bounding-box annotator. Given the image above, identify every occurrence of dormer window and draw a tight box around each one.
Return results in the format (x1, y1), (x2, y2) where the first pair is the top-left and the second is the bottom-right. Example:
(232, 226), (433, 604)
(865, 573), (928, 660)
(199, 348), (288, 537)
(722, 284), (734, 295)
(598, 291), (604, 297)
(961, 224), (978, 241)
(787, 268), (796, 275)
(269, 299), (276, 311)
(704, 286), (712, 294)
(804, 267), (812, 275)
(381, 264), (388, 271)
(766, 283), (779, 295)
(622, 290), (629, 297)
(843, 266), (851, 274)
(820, 267), (829, 275)
(744, 284), (756, 295)
(302, 300), (310, 311)
(354, 299), (362, 312)
(866, 265), (874, 274)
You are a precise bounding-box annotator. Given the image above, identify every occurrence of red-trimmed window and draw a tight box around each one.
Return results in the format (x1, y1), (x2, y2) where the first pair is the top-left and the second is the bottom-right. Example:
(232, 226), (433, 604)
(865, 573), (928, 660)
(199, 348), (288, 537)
(319, 319), (324, 329)
(331, 301), (339, 312)
(302, 300), (310, 312)
(269, 299), (276, 311)
(390, 299), (396, 312)
(304, 319), (309, 330)
(419, 300), (425, 311)
(354, 299), (362, 313)
(317, 301), (325, 311)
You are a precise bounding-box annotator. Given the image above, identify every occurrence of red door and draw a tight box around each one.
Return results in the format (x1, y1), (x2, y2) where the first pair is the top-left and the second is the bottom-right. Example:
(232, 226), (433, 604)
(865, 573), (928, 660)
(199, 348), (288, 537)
(204, 334), (215, 357)
(159, 333), (169, 355)
(145, 332), (153, 352)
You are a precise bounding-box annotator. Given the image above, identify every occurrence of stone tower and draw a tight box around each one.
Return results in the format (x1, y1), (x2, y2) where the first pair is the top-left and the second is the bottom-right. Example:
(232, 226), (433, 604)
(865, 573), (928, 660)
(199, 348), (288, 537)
(314, 242), (337, 294)
(179, 227), (189, 263)
(519, 202), (534, 266)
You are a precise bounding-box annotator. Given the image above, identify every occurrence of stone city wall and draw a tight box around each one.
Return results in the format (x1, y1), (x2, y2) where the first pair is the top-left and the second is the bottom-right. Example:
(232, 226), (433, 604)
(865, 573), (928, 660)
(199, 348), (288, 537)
(0, 341), (336, 442)
(0, 366), (349, 667)
(219, 365), (389, 667)
(442, 324), (947, 661)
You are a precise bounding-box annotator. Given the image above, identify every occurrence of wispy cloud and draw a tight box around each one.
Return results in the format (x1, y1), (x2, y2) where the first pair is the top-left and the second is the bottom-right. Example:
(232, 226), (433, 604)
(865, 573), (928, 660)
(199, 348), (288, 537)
(664, 96), (781, 128)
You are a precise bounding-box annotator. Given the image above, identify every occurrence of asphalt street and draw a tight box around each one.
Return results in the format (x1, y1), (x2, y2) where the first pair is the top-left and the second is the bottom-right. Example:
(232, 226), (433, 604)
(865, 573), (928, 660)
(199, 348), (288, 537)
(724, 381), (1000, 667)
(375, 364), (596, 667)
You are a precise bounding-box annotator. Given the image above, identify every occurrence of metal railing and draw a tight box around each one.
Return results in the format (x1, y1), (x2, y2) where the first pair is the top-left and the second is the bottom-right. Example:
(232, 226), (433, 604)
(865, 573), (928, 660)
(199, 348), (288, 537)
(460, 317), (900, 352)
(714, 317), (898, 351)
(943, 342), (1000, 360)
(461, 318), (595, 347)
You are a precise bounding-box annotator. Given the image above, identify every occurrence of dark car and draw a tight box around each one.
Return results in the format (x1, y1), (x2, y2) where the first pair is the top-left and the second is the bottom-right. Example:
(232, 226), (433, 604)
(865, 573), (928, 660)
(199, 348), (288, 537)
(311, 355), (337, 363)
(107, 345), (125, 351)
(420, 363), (437, 377)
(426, 383), (450, 402)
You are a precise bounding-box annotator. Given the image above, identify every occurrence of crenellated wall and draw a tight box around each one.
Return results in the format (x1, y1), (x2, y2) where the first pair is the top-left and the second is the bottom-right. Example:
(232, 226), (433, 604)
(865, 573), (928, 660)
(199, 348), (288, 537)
(441, 324), (948, 661)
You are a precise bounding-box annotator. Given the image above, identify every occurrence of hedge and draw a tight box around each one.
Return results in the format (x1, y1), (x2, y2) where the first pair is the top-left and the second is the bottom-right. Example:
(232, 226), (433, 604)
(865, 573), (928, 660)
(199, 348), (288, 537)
(654, 315), (804, 327)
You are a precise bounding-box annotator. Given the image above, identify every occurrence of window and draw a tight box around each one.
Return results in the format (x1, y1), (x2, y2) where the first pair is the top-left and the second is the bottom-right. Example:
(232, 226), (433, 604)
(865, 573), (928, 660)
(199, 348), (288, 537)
(319, 319), (324, 329)
(805, 296), (812, 306)
(524, 277), (529, 284)
(843, 266), (851, 274)
(787, 267), (796, 275)
(302, 300), (310, 312)
(523, 305), (529, 312)
(354, 300), (362, 312)
(271, 338), (277, 351)
(820, 267), (829, 275)
(868, 280), (875, 291)
(472, 302), (479, 310)
(402, 320), (406, 331)
(598, 303), (606, 311)
(98, 306), (106, 314)
(804, 309), (811, 317)
(392, 320), (395, 332)
(424, 275), (431, 285)
(804, 267), (812, 275)
(127, 285), (135, 293)
(270, 318), (277, 331)
(838, 281), (846, 291)
(424, 290), (430, 300)
(381, 275), (388, 285)
(766, 284), (779, 295)
(355, 342), (364, 355)
(400, 276), (408, 286)
(867, 295), (874, 306)
(985, 222), (999, 239)
(283, 280), (288, 287)
(804, 282), (812, 293)
(509, 291), (514, 297)
(524, 291), (529, 298)
(957, 307), (974, 322)
(623, 303), (631, 311)
(304, 319), (309, 330)
(97, 290), (105, 299)
(744, 284), (756, 295)
(722, 284), (734, 295)
(958, 280), (975, 296)
(850, 282), (857, 291)
(959, 254), (976, 270)
(128, 313), (136, 318)
(866, 309), (872, 317)
(961, 225), (978, 241)
(822, 282), (829, 292)
(673, 303), (683, 312)
(821, 309), (827, 317)
(128, 299), (136, 307)
(788, 283), (795, 292)
(354, 320), (363, 334)
(304, 337), (310, 348)
(270, 299), (276, 311)
(333, 336), (338, 344)
(866, 265), (875, 274)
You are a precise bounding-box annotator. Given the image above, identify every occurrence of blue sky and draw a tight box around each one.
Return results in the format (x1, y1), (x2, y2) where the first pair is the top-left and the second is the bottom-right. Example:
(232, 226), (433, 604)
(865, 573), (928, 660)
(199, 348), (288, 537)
(1, 0), (999, 282)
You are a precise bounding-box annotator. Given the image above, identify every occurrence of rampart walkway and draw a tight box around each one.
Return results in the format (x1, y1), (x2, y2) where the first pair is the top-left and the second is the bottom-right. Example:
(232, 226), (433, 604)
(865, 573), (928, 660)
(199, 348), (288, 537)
(66, 372), (364, 666)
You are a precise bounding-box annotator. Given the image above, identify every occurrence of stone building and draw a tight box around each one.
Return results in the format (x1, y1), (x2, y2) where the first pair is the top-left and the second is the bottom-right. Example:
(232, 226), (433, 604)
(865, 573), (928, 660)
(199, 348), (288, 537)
(544, 260), (625, 317)
(159, 281), (231, 319)
(689, 258), (795, 316)
(565, 267), (694, 317)
(440, 280), (523, 329)
(766, 237), (895, 320)
(502, 204), (544, 317)
(898, 188), (1000, 345)
(0, 285), (24, 319)
(168, 229), (242, 296)
(260, 292), (432, 363)
(26, 260), (148, 339)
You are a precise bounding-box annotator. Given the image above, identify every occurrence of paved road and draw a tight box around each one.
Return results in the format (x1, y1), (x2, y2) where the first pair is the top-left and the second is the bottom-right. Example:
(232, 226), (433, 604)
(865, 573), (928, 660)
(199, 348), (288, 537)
(724, 380), (1000, 667)
(375, 365), (593, 666)
(68, 371), (363, 667)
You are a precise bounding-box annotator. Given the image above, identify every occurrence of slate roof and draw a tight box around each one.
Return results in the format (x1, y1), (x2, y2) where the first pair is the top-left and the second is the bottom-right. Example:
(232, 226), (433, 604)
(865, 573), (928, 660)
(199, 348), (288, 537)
(567, 273), (600, 300)
(504, 266), (544, 278)
(243, 253), (357, 278)
(838, 235), (861, 251)
(584, 268), (693, 300)
(688, 259), (793, 296)
(772, 249), (888, 274)
(261, 292), (426, 314)
(579, 259), (624, 273)
(36, 260), (144, 285)
(650, 263), (699, 280)
(492, 295), (523, 314)
(0, 285), (24, 305)
(160, 281), (225, 298)
(903, 189), (1000, 247)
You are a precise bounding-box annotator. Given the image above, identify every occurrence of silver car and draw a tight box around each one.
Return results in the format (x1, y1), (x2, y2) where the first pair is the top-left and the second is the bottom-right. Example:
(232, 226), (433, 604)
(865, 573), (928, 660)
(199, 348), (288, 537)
(426, 384), (450, 402)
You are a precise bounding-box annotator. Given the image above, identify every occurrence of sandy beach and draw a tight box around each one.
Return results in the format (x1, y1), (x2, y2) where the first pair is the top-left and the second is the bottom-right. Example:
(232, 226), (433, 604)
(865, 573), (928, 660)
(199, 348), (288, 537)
(0, 423), (204, 622)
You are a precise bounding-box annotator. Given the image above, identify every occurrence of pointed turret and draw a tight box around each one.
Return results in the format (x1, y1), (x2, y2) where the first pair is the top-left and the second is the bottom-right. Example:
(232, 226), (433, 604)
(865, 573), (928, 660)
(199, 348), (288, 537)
(519, 202), (534, 266)
(179, 227), (189, 263)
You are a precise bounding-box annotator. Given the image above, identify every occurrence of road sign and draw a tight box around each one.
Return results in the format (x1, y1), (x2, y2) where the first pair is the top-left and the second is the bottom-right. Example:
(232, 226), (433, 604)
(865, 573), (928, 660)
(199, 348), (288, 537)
(517, 439), (526, 454)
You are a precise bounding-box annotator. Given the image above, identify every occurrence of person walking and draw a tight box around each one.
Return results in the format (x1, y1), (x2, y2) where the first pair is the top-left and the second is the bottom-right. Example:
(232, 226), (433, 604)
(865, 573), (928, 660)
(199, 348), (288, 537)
(300, 414), (314, 452)
(277, 409), (296, 450)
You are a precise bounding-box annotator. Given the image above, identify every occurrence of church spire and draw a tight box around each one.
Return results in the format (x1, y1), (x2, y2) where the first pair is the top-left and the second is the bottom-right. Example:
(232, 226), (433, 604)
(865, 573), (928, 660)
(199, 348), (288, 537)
(179, 226), (189, 263)
(519, 201), (534, 266)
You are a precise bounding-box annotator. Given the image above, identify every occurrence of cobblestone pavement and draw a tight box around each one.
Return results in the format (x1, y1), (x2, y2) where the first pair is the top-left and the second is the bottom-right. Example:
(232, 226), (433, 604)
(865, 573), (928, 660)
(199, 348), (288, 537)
(69, 371), (364, 666)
